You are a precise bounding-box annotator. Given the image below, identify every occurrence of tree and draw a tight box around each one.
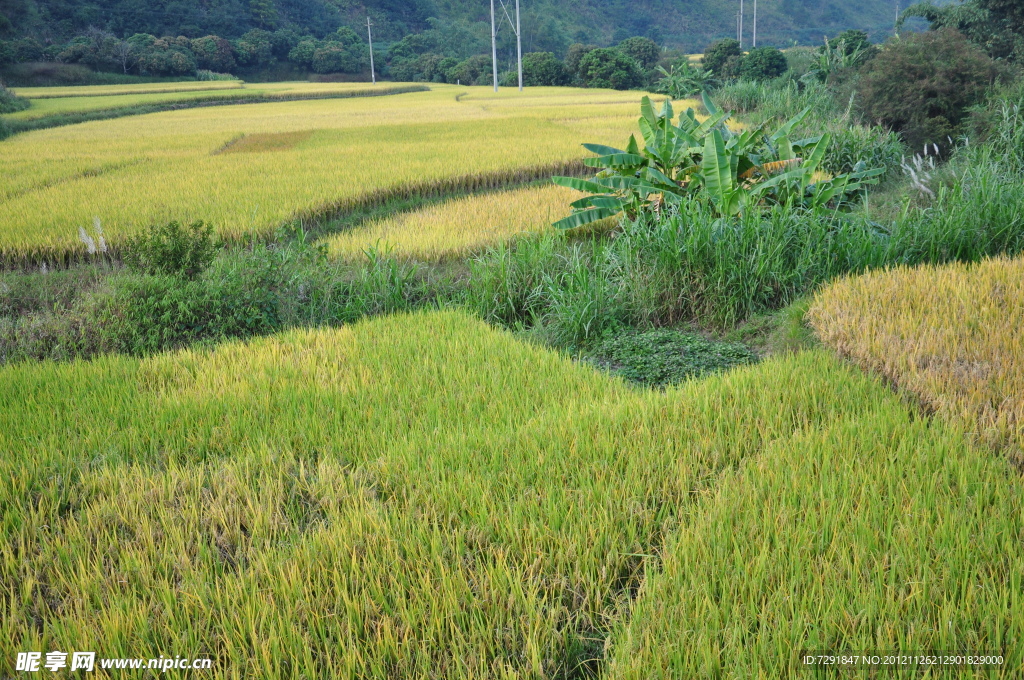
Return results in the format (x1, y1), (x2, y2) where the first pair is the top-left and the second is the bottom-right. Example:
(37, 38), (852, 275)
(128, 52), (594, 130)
(191, 35), (235, 72)
(112, 39), (137, 74)
(577, 48), (645, 90)
(233, 28), (274, 68)
(564, 43), (597, 82)
(858, 28), (1008, 150)
(521, 51), (567, 86)
(901, 0), (1024, 61)
(449, 54), (492, 85)
(618, 36), (659, 69)
(702, 38), (742, 77)
(739, 46), (787, 80)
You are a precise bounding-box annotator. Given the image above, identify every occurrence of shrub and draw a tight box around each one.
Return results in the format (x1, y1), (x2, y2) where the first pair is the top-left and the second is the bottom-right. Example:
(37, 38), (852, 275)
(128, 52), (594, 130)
(123, 220), (218, 279)
(739, 47), (787, 81)
(857, 28), (1008, 151)
(702, 38), (742, 78)
(577, 48), (645, 90)
(0, 83), (29, 114)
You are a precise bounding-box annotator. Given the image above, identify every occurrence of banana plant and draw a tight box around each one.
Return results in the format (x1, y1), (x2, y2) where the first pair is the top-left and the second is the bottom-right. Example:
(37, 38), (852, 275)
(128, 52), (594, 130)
(552, 92), (884, 229)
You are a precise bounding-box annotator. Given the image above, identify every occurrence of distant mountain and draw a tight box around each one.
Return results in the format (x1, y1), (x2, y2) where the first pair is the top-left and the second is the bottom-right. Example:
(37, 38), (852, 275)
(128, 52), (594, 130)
(1, 0), (909, 52)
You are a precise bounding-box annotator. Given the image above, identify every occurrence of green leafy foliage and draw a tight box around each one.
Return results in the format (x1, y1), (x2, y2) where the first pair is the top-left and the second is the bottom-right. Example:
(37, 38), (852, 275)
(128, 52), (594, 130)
(901, 0), (1024, 61)
(521, 52), (568, 86)
(576, 47), (645, 90)
(702, 38), (742, 77)
(738, 47), (788, 81)
(0, 82), (29, 113)
(587, 328), (758, 387)
(655, 61), (717, 99)
(857, 28), (1009, 151)
(552, 94), (884, 229)
(617, 36), (660, 69)
(122, 220), (218, 279)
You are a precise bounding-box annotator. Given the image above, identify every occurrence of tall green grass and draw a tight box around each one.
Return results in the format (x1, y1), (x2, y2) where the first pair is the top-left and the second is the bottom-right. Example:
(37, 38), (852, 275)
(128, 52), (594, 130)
(2, 310), (1021, 677)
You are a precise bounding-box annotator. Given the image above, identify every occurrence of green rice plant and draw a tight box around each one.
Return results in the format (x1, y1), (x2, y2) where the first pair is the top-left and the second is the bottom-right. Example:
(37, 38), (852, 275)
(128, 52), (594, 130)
(1, 311), (1021, 677)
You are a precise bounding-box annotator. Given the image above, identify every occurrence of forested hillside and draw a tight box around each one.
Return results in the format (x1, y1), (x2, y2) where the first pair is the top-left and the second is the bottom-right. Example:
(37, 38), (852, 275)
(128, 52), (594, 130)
(3, 0), (904, 52)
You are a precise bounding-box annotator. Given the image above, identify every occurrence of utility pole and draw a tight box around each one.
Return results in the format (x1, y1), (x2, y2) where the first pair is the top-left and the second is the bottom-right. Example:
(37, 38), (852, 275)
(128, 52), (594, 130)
(752, 0), (757, 47)
(491, 0), (499, 92)
(515, 0), (523, 91)
(366, 16), (375, 84)
(739, 0), (744, 48)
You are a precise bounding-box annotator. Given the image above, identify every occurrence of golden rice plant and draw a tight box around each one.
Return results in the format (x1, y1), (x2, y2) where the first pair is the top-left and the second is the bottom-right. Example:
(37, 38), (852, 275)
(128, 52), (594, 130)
(807, 255), (1024, 463)
(323, 184), (582, 261)
(3, 82), (424, 121)
(12, 80), (245, 98)
(0, 86), (648, 266)
(1, 310), (1022, 677)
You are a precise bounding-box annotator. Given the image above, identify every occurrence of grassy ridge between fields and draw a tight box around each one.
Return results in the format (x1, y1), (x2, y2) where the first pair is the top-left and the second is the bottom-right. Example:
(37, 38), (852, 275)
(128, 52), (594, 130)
(808, 255), (1024, 465)
(2, 309), (1021, 677)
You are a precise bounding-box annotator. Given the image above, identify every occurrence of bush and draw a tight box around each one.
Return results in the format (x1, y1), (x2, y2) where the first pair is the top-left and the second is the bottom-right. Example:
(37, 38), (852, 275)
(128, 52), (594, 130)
(857, 28), (1008, 151)
(739, 47), (787, 81)
(0, 83), (29, 114)
(702, 39), (742, 78)
(577, 48), (645, 90)
(123, 221), (218, 279)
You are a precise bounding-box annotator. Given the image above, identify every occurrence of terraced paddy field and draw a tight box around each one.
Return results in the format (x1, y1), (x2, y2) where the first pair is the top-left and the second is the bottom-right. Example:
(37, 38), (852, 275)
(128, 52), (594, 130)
(1, 307), (1021, 677)
(3, 81), (421, 121)
(0, 85), (662, 266)
(323, 184), (584, 261)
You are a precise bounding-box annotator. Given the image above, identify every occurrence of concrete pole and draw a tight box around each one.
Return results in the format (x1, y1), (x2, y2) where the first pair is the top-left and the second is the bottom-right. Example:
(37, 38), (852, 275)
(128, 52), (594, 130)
(752, 0), (757, 47)
(491, 0), (499, 92)
(367, 16), (375, 84)
(516, 0), (523, 90)
(739, 0), (744, 48)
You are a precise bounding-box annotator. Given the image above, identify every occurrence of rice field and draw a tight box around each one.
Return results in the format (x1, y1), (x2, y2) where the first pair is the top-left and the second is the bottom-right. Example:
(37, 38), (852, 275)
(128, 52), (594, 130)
(808, 254), (1024, 464)
(1, 309), (1020, 677)
(12, 81), (246, 98)
(0, 85), (659, 265)
(3, 81), (420, 120)
(323, 184), (583, 261)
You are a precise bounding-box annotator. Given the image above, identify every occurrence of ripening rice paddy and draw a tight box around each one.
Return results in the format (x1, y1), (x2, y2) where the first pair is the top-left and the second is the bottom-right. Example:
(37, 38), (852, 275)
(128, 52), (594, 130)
(0, 86), (666, 265)
(12, 80), (247, 98)
(808, 254), (1024, 463)
(3, 81), (422, 121)
(1, 309), (1021, 677)
(323, 184), (582, 261)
